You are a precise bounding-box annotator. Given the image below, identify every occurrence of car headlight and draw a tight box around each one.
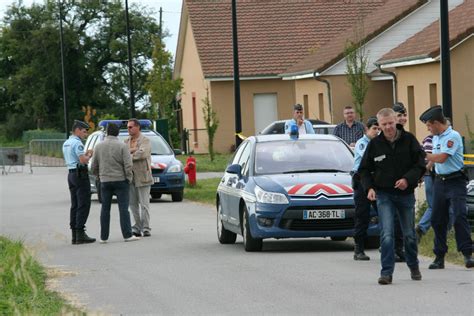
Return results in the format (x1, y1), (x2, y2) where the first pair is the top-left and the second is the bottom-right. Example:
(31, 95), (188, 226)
(168, 164), (182, 173)
(255, 185), (289, 204)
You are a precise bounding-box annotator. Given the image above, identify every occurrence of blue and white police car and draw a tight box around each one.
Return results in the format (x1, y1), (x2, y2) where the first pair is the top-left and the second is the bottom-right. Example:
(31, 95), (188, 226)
(216, 134), (379, 251)
(84, 120), (185, 202)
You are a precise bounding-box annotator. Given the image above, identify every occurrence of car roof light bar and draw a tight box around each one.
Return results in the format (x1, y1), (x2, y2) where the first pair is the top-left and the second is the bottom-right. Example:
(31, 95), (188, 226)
(98, 119), (153, 130)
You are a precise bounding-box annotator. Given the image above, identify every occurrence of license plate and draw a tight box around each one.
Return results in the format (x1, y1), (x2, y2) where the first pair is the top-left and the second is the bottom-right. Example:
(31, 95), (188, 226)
(154, 177), (160, 183)
(303, 210), (345, 220)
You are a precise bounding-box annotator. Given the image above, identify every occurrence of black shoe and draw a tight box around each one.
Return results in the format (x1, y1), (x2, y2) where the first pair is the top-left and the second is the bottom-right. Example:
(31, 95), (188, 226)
(409, 266), (422, 281)
(378, 275), (392, 285)
(395, 250), (406, 262)
(464, 255), (474, 268)
(429, 256), (445, 269)
(415, 226), (424, 244)
(132, 231), (142, 237)
(75, 229), (96, 244)
(353, 244), (370, 260)
(143, 231), (151, 237)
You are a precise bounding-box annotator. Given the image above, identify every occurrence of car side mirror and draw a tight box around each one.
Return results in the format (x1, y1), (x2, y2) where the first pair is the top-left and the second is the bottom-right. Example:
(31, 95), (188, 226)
(173, 149), (182, 155)
(225, 164), (242, 176)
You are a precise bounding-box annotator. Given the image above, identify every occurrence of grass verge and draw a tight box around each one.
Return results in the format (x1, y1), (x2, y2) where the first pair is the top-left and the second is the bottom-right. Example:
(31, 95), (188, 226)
(0, 236), (82, 315)
(177, 153), (232, 172)
(184, 177), (221, 205)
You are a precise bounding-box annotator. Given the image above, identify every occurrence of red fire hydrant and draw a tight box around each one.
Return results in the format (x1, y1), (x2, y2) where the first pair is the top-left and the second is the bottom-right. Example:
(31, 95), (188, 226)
(184, 156), (197, 186)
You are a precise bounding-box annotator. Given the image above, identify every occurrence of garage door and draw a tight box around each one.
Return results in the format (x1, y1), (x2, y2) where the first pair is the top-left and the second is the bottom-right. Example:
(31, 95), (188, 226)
(253, 93), (278, 134)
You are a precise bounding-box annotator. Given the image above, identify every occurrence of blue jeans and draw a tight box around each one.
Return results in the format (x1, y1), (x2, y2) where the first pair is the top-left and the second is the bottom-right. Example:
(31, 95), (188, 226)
(100, 180), (133, 240)
(377, 191), (418, 276)
(418, 175), (454, 233)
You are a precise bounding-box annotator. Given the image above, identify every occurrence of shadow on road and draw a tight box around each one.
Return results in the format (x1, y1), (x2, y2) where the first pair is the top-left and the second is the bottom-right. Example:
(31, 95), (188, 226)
(231, 238), (354, 253)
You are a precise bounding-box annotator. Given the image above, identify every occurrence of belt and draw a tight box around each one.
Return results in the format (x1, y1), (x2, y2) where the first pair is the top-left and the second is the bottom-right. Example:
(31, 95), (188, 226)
(69, 169), (77, 173)
(435, 171), (464, 181)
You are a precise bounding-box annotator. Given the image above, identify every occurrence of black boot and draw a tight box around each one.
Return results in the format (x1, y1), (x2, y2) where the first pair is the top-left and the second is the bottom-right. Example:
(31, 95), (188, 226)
(75, 229), (96, 244)
(71, 229), (77, 245)
(354, 243), (370, 261)
(464, 254), (474, 268)
(429, 255), (445, 269)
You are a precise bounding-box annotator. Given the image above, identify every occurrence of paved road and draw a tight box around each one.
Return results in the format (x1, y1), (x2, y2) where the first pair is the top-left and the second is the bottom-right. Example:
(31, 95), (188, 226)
(1, 168), (473, 315)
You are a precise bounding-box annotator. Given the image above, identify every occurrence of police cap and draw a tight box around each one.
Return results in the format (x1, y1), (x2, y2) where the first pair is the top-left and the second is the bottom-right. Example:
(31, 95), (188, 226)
(72, 120), (90, 131)
(293, 103), (303, 111)
(366, 117), (378, 128)
(392, 102), (406, 114)
(419, 105), (444, 123)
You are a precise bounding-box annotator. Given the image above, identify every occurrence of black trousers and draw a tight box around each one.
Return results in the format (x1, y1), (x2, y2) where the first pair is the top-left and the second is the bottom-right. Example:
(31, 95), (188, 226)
(432, 176), (472, 256)
(353, 178), (370, 245)
(67, 172), (91, 230)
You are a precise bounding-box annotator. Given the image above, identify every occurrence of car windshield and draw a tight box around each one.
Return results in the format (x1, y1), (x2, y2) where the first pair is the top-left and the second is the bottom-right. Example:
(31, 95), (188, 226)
(118, 134), (173, 155)
(254, 139), (353, 175)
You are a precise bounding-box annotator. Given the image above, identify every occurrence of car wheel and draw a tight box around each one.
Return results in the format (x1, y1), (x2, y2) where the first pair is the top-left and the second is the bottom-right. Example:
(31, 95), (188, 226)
(151, 193), (162, 200)
(96, 180), (102, 204)
(171, 190), (183, 202)
(365, 236), (380, 249)
(242, 206), (262, 252)
(217, 201), (237, 244)
(330, 237), (347, 241)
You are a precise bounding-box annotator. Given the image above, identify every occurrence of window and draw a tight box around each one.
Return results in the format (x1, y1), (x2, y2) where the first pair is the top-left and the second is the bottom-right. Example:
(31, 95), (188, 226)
(429, 83), (437, 107)
(407, 86), (416, 137)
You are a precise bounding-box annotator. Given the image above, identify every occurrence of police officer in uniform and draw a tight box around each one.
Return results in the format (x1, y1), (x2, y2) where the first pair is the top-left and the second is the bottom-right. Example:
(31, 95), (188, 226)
(419, 106), (474, 268)
(62, 120), (96, 245)
(352, 117), (379, 260)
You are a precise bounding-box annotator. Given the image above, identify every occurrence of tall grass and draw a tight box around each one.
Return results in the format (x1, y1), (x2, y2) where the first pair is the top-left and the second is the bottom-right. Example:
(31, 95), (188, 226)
(0, 237), (83, 315)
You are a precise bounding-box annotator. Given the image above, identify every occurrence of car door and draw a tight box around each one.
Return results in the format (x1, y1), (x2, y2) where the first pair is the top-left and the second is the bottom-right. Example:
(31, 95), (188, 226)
(219, 141), (249, 227)
(227, 141), (252, 225)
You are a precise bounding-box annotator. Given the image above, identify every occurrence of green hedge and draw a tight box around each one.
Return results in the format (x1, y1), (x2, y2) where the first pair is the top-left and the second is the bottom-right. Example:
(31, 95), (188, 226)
(22, 129), (66, 143)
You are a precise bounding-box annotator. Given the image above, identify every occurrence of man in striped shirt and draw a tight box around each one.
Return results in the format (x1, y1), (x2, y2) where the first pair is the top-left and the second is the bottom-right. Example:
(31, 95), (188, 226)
(333, 106), (365, 146)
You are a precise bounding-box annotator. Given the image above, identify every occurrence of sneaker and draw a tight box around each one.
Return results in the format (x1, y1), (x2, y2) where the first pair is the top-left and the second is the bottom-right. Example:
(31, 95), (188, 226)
(132, 231), (142, 237)
(378, 275), (392, 285)
(100, 239), (108, 244)
(124, 236), (140, 242)
(409, 266), (422, 281)
(143, 231), (151, 237)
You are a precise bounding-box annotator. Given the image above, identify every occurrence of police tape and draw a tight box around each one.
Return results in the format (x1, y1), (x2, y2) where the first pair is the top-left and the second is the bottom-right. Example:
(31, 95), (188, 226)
(465, 154), (474, 165)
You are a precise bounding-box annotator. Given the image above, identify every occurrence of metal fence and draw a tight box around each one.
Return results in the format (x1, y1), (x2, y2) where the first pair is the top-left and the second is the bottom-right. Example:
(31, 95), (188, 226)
(29, 139), (66, 173)
(0, 147), (25, 175)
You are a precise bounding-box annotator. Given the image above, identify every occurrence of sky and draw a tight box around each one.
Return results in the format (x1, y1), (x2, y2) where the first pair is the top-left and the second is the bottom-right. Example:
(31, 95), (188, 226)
(0, 0), (183, 57)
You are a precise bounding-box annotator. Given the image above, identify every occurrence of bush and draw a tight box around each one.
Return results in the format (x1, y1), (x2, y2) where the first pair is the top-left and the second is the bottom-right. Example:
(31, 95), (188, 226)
(3, 113), (35, 141)
(22, 129), (66, 143)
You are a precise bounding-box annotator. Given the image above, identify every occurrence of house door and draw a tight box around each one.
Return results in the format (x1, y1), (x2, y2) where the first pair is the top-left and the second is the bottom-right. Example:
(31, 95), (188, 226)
(253, 93), (278, 134)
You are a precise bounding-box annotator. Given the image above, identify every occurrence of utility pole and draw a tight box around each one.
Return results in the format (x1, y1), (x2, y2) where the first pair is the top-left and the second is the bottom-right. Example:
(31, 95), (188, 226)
(158, 6), (163, 119)
(231, 0), (242, 148)
(58, 0), (69, 136)
(125, 0), (136, 117)
(440, 0), (452, 123)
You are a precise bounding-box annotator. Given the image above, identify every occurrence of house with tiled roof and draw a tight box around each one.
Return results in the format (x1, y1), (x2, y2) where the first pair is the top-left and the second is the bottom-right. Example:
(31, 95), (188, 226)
(376, 0), (473, 144)
(174, 0), (469, 153)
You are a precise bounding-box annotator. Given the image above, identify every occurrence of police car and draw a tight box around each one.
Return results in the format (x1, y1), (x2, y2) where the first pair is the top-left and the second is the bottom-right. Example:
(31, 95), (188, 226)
(84, 120), (185, 202)
(216, 134), (379, 251)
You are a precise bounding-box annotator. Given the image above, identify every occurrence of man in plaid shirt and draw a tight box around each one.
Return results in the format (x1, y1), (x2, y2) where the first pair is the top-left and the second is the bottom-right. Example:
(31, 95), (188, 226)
(333, 106), (365, 146)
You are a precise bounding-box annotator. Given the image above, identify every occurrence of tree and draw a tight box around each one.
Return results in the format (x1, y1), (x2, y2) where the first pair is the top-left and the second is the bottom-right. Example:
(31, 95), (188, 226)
(344, 15), (369, 121)
(202, 88), (219, 161)
(0, 1), (161, 137)
(146, 37), (183, 148)
(344, 40), (369, 121)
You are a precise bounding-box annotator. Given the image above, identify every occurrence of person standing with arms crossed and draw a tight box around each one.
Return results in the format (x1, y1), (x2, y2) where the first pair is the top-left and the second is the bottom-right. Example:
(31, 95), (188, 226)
(91, 123), (140, 243)
(352, 117), (379, 261)
(359, 108), (425, 284)
(125, 119), (154, 237)
(62, 120), (96, 244)
(419, 106), (474, 269)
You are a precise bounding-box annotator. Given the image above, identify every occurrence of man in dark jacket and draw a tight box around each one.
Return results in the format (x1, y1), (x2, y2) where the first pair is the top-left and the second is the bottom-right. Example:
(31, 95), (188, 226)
(359, 108), (425, 285)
